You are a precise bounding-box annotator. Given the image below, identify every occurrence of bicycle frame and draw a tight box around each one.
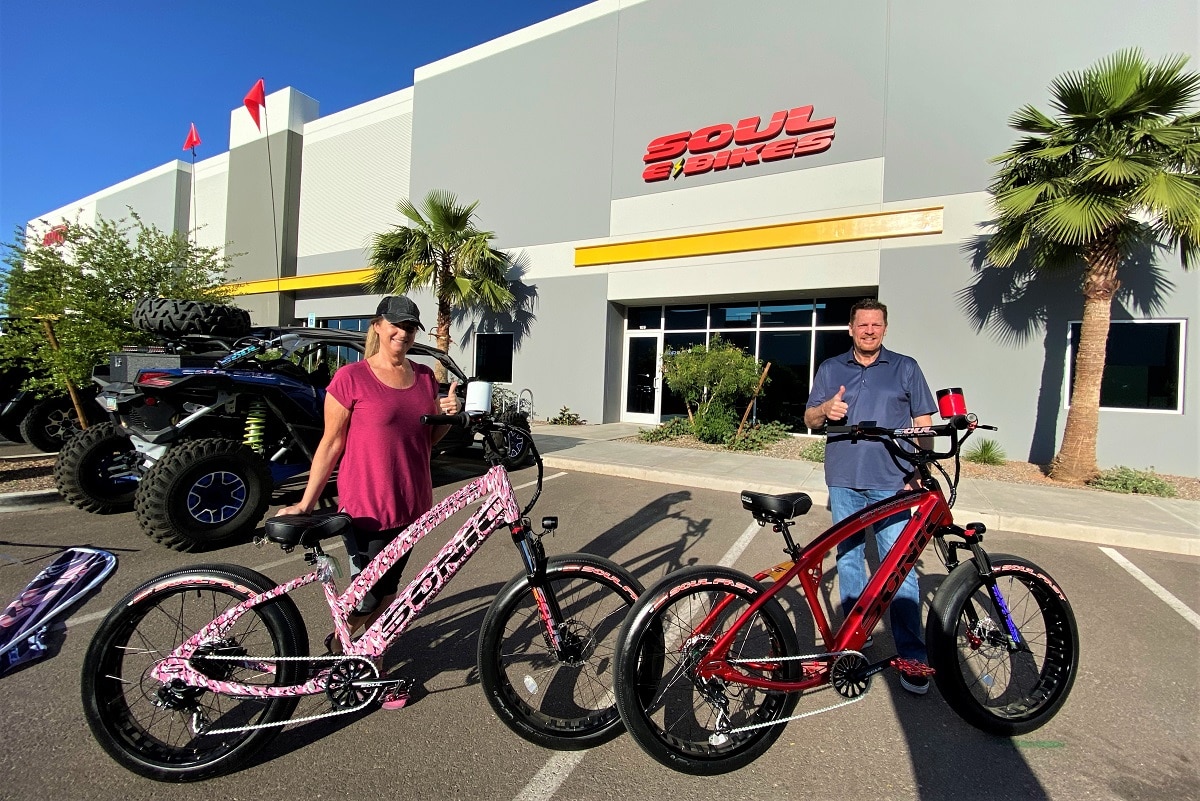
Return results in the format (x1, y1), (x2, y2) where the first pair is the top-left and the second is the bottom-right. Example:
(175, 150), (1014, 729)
(696, 424), (1012, 695)
(149, 463), (532, 698)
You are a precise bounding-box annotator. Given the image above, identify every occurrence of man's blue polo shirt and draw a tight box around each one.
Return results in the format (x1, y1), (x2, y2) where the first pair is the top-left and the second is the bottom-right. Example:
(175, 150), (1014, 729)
(806, 346), (936, 490)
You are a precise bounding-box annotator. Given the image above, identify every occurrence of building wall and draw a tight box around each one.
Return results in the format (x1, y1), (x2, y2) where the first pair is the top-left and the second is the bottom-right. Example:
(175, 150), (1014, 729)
(24, 0), (1200, 475)
(296, 90), (414, 265)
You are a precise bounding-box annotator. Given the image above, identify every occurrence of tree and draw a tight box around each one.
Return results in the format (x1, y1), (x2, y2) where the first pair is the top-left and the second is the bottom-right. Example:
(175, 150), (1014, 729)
(661, 335), (764, 426)
(0, 213), (236, 396)
(986, 48), (1199, 483)
(365, 191), (516, 374)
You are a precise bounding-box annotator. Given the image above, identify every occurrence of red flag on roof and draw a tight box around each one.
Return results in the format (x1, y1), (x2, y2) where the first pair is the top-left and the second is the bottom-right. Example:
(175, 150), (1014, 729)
(244, 79), (266, 130)
(182, 122), (201, 151)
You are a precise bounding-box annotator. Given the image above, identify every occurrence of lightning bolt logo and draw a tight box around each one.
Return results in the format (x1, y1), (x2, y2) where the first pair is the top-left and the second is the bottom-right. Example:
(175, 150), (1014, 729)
(671, 158), (685, 179)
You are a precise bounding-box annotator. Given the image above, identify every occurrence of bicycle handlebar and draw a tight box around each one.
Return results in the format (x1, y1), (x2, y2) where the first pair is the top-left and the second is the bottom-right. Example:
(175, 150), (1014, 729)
(826, 416), (997, 463)
(420, 411), (544, 517)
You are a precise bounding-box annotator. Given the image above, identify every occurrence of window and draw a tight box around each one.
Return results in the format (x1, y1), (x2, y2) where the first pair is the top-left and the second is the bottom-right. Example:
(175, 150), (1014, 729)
(625, 292), (880, 431)
(1067, 320), (1184, 412)
(475, 332), (514, 383)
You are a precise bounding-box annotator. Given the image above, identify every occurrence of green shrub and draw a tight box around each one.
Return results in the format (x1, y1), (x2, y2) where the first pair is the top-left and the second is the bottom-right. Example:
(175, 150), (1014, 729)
(548, 406), (585, 425)
(1088, 466), (1177, 497)
(964, 438), (1007, 466)
(692, 402), (736, 444)
(639, 416), (691, 442)
(726, 421), (792, 451)
(798, 438), (826, 463)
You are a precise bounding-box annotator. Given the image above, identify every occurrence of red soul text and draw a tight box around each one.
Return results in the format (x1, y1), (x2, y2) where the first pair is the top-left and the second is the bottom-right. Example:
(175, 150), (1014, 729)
(642, 105), (836, 182)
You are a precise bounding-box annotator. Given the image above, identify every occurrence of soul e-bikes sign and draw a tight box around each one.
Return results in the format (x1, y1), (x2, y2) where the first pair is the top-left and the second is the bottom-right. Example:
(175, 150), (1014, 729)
(641, 105), (835, 183)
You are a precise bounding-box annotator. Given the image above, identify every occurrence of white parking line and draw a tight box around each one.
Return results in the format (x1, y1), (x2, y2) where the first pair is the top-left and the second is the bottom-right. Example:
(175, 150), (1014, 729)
(511, 506), (763, 801)
(511, 751), (586, 801)
(1100, 547), (1200, 631)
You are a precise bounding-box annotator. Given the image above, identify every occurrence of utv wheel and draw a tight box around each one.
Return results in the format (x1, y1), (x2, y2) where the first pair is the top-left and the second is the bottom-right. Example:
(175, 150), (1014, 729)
(132, 298), (251, 338)
(19, 395), (84, 453)
(490, 412), (535, 469)
(135, 438), (272, 551)
(55, 422), (140, 513)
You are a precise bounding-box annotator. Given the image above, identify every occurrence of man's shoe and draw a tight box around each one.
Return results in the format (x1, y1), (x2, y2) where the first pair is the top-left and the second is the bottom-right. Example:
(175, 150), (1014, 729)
(900, 673), (929, 695)
(864, 635), (874, 649)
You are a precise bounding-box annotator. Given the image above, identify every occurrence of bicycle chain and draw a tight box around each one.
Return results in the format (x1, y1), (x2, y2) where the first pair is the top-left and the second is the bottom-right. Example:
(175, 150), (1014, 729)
(721, 649), (871, 735)
(181, 653), (395, 736)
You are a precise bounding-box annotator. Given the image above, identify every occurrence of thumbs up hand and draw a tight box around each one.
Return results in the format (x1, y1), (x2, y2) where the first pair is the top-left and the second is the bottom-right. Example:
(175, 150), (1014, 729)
(440, 381), (462, 414)
(827, 385), (848, 423)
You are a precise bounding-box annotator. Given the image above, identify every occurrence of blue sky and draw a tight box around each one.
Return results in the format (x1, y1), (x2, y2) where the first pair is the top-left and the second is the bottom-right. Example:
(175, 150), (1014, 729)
(0, 0), (593, 244)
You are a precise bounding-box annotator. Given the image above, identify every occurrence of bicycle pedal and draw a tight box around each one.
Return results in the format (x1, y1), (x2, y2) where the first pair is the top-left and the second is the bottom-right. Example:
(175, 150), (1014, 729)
(890, 657), (936, 677)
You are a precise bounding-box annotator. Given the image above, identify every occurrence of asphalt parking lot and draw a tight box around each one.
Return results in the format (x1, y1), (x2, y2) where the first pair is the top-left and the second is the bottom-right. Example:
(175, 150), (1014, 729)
(0, 457), (1197, 801)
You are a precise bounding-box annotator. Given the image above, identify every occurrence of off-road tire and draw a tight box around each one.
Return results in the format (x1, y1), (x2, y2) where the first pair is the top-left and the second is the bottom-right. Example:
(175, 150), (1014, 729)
(490, 412), (535, 469)
(18, 395), (85, 453)
(55, 421), (140, 513)
(133, 298), (252, 338)
(135, 438), (272, 551)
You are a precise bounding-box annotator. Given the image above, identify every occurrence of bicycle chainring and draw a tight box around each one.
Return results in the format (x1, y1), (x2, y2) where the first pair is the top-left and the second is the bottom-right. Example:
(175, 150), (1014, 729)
(830, 653), (871, 698)
(325, 657), (381, 709)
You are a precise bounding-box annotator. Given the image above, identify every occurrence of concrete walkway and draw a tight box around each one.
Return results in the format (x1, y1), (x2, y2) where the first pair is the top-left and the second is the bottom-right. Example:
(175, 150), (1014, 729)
(533, 423), (1200, 557)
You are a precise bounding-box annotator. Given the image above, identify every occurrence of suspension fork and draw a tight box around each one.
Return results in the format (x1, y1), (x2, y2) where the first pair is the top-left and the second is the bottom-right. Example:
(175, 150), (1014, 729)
(947, 524), (1026, 651)
(510, 520), (569, 653)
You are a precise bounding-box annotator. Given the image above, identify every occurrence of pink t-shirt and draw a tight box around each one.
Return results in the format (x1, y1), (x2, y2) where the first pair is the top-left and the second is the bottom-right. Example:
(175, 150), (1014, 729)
(326, 359), (437, 532)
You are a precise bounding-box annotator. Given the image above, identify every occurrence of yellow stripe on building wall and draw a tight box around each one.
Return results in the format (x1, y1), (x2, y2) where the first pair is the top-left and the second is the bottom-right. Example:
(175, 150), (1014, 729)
(225, 268), (375, 296)
(574, 207), (943, 267)
(224, 207), (942, 295)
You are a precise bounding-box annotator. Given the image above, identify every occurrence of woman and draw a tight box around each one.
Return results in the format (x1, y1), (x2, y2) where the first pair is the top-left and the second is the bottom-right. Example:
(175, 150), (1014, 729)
(276, 295), (461, 703)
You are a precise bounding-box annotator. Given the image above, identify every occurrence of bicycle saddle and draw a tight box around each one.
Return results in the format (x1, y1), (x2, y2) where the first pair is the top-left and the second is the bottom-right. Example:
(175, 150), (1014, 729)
(264, 512), (352, 548)
(739, 491), (812, 524)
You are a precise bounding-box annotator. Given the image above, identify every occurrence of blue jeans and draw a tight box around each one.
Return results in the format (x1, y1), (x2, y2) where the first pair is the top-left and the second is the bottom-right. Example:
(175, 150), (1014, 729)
(829, 487), (926, 662)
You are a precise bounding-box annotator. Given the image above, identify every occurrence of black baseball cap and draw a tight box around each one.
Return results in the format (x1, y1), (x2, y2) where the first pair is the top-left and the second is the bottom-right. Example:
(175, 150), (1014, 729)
(375, 295), (424, 329)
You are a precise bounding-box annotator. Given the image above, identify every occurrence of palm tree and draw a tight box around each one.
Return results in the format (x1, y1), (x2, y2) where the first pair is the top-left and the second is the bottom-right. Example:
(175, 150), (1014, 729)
(987, 48), (1199, 483)
(365, 190), (516, 372)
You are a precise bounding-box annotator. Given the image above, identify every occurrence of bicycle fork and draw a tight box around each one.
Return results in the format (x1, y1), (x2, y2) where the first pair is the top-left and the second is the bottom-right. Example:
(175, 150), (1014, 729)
(510, 518), (585, 664)
(939, 524), (1027, 653)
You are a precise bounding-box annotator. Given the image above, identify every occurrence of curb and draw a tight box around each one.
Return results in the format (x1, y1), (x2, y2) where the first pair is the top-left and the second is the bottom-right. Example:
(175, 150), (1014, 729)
(541, 455), (1197, 557)
(0, 489), (62, 509)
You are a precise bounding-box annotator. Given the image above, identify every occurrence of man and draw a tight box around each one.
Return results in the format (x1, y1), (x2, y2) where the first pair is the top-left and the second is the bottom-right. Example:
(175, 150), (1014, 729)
(804, 298), (936, 694)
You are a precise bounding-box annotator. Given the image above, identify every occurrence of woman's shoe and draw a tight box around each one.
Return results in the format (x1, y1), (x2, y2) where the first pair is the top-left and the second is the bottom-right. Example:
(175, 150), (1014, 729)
(323, 632), (343, 655)
(380, 678), (412, 711)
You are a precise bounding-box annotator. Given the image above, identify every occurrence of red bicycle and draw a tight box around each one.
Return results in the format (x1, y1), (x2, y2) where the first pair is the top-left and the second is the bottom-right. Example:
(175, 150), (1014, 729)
(613, 411), (1079, 775)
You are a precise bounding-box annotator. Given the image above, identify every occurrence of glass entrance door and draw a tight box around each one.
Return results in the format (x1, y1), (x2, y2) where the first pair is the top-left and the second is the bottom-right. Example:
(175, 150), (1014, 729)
(622, 333), (662, 424)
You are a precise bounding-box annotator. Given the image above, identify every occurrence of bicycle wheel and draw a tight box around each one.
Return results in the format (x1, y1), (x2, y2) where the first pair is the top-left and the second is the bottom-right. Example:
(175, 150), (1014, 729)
(81, 564), (308, 782)
(478, 554), (643, 750)
(614, 566), (801, 775)
(927, 555), (1079, 736)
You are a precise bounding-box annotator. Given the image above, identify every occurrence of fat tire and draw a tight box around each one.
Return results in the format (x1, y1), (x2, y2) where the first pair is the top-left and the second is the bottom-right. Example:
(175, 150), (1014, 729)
(134, 438), (272, 552)
(927, 555), (1079, 736)
(614, 565), (801, 775)
(478, 554), (643, 750)
(18, 395), (83, 453)
(54, 421), (140, 513)
(81, 564), (307, 782)
(132, 298), (252, 338)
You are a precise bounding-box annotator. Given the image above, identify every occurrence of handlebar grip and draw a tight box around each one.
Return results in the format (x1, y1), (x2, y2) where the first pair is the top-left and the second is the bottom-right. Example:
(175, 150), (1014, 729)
(825, 425), (853, 434)
(420, 412), (472, 427)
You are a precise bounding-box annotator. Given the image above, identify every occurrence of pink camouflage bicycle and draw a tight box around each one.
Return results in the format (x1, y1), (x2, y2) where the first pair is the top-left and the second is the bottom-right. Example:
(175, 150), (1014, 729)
(81, 408), (643, 782)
